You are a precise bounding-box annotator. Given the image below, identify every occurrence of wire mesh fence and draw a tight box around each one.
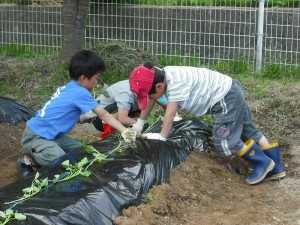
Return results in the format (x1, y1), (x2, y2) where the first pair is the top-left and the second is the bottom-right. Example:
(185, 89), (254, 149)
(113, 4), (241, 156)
(87, 2), (259, 67)
(264, 4), (300, 67)
(0, 0), (62, 54)
(0, 0), (299, 69)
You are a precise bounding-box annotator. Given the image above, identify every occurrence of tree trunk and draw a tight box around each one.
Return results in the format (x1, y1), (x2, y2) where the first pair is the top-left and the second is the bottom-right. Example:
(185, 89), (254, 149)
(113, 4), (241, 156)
(61, 0), (90, 60)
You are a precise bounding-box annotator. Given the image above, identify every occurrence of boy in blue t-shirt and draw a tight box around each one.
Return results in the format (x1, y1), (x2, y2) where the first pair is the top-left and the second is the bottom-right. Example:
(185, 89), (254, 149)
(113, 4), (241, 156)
(129, 62), (285, 185)
(16, 50), (136, 177)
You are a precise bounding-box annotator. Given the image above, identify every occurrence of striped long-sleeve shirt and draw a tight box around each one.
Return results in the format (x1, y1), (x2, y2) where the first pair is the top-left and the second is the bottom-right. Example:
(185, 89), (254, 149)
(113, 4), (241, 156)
(163, 66), (232, 116)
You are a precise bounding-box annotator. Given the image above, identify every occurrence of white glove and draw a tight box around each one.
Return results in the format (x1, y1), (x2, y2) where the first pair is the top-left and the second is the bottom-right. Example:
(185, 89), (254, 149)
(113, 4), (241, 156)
(132, 118), (145, 136)
(162, 112), (182, 122)
(173, 116), (183, 122)
(141, 133), (167, 141)
(121, 128), (137, 143)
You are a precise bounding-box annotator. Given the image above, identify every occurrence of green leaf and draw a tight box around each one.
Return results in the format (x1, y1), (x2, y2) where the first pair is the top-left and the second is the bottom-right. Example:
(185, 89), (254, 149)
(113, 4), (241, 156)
(94, 152), (107, 160)
(61, 160), (70, 167)
(142, 193), (154, 204)
(34, 172), (40, 180)
(32, 186), (40, 192)
(83, 144), (97, 153)
(22, 187), (32, 194)
(78, 157), (88, 167)
(14, 213), (26, 221)
(52, 174), (60, 182)
(41, 178), (48, 187)
(80, 170), (91, 177)
(5, 210), (13, 216)
(0, 211), (6, 218)
(34, 179), (41, 185)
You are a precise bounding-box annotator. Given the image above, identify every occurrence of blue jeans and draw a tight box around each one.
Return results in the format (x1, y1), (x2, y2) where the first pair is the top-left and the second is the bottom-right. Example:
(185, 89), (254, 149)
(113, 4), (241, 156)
(210, 80), (263, 157)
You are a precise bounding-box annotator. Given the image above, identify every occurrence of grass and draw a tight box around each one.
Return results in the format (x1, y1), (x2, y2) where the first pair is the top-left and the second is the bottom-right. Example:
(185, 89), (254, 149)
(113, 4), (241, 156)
(0, 41), (299, 143)
(0, 43), (59, 59)
(0, 50), (69, 110)
(0, 41), (299, 111)
(89, 41), (156, 85)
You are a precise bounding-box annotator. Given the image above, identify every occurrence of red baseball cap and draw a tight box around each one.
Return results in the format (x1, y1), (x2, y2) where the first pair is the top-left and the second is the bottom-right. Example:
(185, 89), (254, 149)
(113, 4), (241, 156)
(129, 65), (155, 110)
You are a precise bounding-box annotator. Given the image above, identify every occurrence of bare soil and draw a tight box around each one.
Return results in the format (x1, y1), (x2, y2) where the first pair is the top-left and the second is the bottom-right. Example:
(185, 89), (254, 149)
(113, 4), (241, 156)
(0, 81), (299, 225)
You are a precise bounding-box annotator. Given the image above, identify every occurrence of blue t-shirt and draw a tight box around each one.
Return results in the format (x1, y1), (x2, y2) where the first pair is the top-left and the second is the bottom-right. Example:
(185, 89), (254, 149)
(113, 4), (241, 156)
(28, 80), (98, 140)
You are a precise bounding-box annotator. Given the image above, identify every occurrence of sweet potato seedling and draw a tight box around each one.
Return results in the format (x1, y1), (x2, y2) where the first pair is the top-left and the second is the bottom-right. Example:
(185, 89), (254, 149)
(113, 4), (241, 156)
(0, 210), (26, 225)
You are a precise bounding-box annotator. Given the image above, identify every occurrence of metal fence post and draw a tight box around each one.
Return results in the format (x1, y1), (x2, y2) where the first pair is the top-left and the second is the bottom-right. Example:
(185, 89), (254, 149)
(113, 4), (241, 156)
(256, 0), (265, 72)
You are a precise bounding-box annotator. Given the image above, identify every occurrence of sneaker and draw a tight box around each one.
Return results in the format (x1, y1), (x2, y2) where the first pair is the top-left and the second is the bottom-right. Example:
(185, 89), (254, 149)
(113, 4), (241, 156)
(16, 155), (34, 177)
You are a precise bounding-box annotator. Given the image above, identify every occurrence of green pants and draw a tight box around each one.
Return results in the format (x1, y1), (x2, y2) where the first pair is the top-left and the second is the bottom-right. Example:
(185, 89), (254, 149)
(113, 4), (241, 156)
(21, 126), (82, 166)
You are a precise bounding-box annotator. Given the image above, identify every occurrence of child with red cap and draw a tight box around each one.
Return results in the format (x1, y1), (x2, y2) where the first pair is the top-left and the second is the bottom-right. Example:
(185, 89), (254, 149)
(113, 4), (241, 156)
(129, 62), (286, 185)
(79, 80), (182, 139)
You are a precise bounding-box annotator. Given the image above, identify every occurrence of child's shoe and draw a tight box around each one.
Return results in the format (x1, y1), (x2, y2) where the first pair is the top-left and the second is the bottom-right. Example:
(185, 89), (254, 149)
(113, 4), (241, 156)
(262, 143), (286, 180)
(16, 154), (36, 177)
(237, 139), (275, 185)
(99, 124), (116, 139)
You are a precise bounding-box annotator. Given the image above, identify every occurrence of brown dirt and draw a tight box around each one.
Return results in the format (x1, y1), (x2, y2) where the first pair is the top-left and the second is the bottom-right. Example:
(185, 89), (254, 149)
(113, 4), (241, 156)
(0, 82), (299, 225)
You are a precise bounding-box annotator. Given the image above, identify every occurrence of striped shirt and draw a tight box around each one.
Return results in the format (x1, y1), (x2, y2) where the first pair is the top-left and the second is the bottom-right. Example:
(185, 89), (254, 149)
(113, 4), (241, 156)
(163, 66), (232, 116)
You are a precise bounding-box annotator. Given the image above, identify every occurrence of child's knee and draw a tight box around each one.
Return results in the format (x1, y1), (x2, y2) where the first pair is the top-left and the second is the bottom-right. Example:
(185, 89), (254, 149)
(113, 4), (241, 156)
(32, 144), (65, 166)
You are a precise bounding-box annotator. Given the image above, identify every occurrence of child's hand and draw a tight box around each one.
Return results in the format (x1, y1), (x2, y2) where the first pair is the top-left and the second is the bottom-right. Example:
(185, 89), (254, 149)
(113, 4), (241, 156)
(132, 118), (145, 136)
(141, 133), (167, 141)
(121, 128), (137, 143)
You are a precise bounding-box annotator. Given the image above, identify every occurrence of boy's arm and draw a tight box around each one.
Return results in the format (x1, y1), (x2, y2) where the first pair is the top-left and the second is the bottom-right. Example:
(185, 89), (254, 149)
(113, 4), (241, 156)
(140, 98), (156, 120)
(117, 108), (137, 126)
(93, 106), (136, 142)
(160, 101), (178, 137)
(141, 101), (179, 141)
(93, 106), (126, 132)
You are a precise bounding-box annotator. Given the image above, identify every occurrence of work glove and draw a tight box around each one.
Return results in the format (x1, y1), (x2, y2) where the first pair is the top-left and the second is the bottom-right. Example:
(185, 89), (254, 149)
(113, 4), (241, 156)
(162, 112), (182, 122)
(131, 118), (145, 136)
(141, 133), (167, 141)
(173, 116), (183, 122)
(121, 128), (137, 143)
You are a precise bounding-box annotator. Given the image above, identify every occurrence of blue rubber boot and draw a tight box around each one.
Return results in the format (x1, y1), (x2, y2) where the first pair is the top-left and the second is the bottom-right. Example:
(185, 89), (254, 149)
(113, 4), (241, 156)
(237, 139), (275, 185)
(262, 143), (286, 180)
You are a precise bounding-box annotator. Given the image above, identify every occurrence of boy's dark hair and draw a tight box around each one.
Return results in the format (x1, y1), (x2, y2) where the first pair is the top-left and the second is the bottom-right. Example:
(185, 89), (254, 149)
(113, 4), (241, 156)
(143, 62), (165, 95)
(69, 50), (106, 80)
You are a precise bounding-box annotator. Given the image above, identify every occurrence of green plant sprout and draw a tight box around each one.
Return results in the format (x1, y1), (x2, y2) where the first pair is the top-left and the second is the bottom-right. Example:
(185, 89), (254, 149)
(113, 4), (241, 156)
(3, 137), (134, 216)
(53, 142), (126, 184)
(0, 210), (26, 225)
(142, 193), (154, 204)
(143, 107), (164, 134)
(52, 157), (92, 183)
(84, 140), (125, 157)
(4, 140), (129, 205)
(1, 115), (157, 223)
(92, 82), (107, 100)
(5, 172), (48, 205)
